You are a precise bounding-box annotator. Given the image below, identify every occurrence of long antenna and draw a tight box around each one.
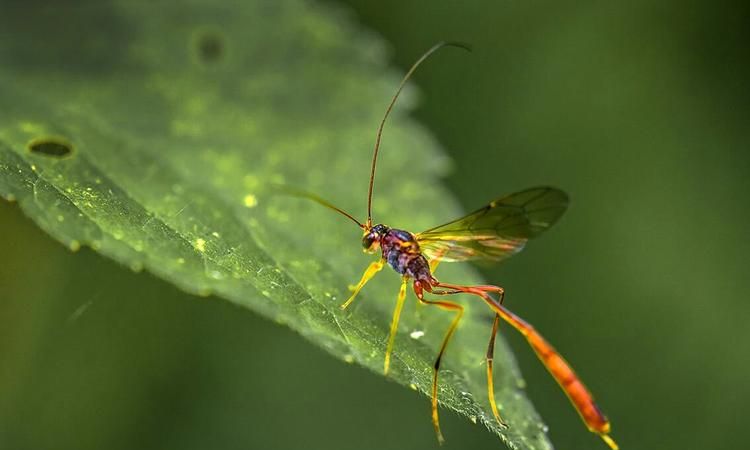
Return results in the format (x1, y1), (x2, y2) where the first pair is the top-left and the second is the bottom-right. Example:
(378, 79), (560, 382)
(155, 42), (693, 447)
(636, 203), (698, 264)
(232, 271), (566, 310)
(279, 186), (365, 229)
(366, 41), (471, 227)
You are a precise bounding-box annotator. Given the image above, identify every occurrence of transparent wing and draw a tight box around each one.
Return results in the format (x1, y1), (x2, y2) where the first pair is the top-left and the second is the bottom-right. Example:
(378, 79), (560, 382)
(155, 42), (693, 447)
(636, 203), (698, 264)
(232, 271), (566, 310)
(416, 187), (569, 263)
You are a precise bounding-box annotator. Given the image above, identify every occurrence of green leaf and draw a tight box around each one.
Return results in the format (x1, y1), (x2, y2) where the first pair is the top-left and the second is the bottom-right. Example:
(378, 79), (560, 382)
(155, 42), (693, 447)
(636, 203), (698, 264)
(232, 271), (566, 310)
(0, 1), (551, 448)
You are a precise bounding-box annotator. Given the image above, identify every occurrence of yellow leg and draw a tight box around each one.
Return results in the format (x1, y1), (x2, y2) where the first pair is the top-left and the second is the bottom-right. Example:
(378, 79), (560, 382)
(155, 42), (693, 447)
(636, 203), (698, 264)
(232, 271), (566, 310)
(486, 313), (508, 428)
(340, 260), (384, 310)
(601, 434), (619, 450)
(415, 289), (464, 445)
(384, 278), (408, 375)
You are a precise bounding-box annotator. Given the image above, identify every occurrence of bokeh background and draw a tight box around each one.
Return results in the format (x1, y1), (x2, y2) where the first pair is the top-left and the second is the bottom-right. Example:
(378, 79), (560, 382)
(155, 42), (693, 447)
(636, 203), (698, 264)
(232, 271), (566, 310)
(2, 1), (749, 450)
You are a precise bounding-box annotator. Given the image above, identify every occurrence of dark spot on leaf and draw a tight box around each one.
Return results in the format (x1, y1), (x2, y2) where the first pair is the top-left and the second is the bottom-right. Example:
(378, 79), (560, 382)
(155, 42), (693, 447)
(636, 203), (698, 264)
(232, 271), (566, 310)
(195, 31), (225, 64)
(28, 138), (73, 158)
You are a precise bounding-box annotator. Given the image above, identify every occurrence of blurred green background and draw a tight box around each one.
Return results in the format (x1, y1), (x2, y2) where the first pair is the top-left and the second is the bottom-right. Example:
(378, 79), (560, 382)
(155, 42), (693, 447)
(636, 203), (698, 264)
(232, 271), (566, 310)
(2, 1), (749, 450)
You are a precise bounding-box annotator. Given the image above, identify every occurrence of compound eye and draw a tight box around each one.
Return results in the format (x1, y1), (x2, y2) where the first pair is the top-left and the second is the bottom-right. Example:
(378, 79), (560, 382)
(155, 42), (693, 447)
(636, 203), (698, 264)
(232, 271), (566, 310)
(362, 235), (374, 250)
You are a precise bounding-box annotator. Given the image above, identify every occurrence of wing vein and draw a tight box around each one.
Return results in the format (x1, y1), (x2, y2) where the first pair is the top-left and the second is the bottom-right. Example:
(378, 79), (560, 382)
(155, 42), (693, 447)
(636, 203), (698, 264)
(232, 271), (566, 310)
(416, 187), (569, 264)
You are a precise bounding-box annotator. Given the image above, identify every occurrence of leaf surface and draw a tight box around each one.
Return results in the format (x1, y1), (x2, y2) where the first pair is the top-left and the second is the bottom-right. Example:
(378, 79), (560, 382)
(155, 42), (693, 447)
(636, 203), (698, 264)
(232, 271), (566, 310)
(0, 2), (551, 448)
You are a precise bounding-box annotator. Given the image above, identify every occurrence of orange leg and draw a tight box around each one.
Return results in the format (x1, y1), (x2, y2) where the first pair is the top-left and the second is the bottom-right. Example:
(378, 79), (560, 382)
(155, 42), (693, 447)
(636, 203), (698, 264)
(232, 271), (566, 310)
(413, 281), (464, 445)
(434, 281), (618, 450)
(340, 260), (384, 309)
(417, 256), (444, 316)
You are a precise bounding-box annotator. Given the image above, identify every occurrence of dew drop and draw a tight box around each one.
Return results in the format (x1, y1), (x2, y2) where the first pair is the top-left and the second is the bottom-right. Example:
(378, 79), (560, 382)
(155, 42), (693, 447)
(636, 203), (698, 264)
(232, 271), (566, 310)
(409, 330), (425, 340)
(243, 193), (258, 208)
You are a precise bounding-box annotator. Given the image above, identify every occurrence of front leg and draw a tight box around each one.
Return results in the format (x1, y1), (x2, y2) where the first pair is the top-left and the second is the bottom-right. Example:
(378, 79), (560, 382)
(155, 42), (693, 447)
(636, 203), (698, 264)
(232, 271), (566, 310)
(340, 260), (384, 309)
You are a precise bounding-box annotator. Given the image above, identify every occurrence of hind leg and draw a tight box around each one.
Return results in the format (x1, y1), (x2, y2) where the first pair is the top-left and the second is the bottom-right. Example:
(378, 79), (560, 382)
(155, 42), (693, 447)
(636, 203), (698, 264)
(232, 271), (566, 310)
(433, 281), (618, 450)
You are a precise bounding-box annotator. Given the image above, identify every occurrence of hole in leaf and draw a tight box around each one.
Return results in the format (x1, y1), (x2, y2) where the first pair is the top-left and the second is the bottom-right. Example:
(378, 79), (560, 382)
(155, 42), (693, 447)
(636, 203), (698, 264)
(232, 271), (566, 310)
(195, 31), (225, 64)
(27, 137), (73, 158)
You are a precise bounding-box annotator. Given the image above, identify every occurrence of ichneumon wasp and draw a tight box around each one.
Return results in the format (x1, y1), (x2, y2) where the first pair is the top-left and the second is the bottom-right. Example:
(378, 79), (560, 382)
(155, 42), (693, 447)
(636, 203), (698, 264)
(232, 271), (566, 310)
(290, 42), (617, 450)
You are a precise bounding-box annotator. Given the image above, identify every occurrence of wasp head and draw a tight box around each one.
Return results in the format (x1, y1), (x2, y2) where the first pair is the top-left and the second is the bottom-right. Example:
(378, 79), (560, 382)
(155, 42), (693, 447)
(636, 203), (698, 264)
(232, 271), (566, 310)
(362, 224), (389, 254)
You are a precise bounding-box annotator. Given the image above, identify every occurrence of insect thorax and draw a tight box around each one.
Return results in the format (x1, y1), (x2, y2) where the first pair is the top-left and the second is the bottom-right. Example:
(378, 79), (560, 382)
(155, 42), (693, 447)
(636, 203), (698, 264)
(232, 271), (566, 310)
(380, 228), (432, 281)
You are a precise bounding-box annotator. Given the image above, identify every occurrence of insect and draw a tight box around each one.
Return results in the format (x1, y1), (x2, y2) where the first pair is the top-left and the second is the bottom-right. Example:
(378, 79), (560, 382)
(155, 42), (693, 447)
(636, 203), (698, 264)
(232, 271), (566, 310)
(291, 42), (617, 450)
